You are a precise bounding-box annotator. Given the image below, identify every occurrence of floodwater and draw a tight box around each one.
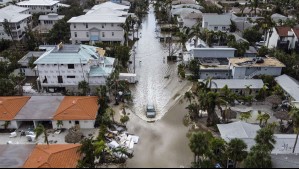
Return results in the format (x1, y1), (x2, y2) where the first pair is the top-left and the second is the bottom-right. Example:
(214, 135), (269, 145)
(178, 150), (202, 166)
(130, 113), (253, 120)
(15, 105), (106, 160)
(129, 4), (190, 121)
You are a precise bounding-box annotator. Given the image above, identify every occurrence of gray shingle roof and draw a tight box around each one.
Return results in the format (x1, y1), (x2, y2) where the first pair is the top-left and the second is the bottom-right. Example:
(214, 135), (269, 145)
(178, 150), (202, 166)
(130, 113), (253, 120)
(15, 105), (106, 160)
(203, 13), (232, 26)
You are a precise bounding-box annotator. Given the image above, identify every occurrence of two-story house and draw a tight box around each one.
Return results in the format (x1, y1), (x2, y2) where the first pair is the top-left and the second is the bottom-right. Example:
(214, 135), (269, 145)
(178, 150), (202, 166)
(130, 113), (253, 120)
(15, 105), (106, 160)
(202, 13), (232, 32)
(0, 5), (32, 41)
(34, 44), (115, 93)
(17, 0), (59, 14)
(68, 2), (129, 45)
(38, 13), (64, 33)
(266, 26), (294, 51)
(229, 57), (285, 79)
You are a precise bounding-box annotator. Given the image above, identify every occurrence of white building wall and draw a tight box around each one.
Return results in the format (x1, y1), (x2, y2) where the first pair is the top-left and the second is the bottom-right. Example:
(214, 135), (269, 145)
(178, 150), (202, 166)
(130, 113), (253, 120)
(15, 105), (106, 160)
(37, 63), (89, 88)
(0, 120), (18, 129)
(39, 19), (59, 32)
(207, 25), (230, 32)
(52, 120), (95, 129)
(200, 71), (230, 79)
(0, 17), (31, 41)
(69, 23), (124, 44)
(266, 28), (279, 49)
(17, 4), (58, 14)
(232, 66), (283, 79)
(20, 67), (37, 76)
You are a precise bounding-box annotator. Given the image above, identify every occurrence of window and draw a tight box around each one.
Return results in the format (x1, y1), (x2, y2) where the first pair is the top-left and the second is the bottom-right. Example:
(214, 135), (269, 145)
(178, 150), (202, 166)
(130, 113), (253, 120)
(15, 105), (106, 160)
(57, 76), (63, 83)
(74, 32), (77, 37)
(74, 24), (76, 29)
(112, 32), (114, 36)
(69, 121), (71, 124)
(111, 23), (114, 27)
(214, 26), (218, 31)
(102, 32), (105, 37)
(86, 32), (89, 37)
(85, 23), (88, 28)
(68, 64), (75, 69)
(222, 26), (226, 31)
(67, 76), (75, 78)
(75, 121), (79, 125)
(102, 24), (104, 28)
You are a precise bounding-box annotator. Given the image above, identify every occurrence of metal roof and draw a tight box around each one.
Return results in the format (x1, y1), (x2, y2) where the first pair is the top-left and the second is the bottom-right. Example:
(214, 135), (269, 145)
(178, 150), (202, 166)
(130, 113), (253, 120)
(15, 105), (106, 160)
(275, 74), (299, 102)
(198, 79), (264, 89)
(39, 13), (64, 21)
(202, 13), (232, 26)
(89, 66), (114, 77)
(17, 0), (59, 6)
(14, 96), (64, 120)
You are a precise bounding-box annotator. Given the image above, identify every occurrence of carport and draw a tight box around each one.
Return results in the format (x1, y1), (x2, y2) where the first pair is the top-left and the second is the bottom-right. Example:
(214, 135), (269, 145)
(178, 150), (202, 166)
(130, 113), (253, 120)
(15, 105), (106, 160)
(14, 96), (64, 129)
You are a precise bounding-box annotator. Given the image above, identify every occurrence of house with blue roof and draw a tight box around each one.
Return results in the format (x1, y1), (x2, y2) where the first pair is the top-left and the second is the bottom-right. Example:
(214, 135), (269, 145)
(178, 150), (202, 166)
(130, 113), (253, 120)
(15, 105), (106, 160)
(34, 43), (115, 93)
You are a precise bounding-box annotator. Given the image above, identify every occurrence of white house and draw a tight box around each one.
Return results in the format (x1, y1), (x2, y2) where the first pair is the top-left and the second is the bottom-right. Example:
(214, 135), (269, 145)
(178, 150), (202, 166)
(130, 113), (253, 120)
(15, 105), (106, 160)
(17, 0), (59, 14)
(38, 13), (64, 33)
(0, 5), (32, 41)
(217, 121), (299, 154)
(275, 74), (299, 108)
(34, 44), (115, 93)
(202, 13), (232, 32)
(52, 96), (99, 129)
(18, 51), (45, 76)
(198, 79), (264, 95)
(68, 2), (129, 45)
(265, 26), (299, 51)
(229, 57), (285, 79)
(171, 7), (202, 28)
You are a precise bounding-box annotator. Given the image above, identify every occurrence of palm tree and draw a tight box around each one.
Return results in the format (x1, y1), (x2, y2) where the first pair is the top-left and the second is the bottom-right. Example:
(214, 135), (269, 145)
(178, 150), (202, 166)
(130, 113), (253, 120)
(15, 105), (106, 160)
(34, 124), (49, 145)
(189, 132), (211, 166)
(240, 111), (252, 122)
(120, 115), (129, 125)
(105, 107), (115, 123)
(189, 23), (202, 46)
(77, 137), (96, 168)
(186, 103), (200, 120)
(206, 92), (223, 126)
(56, 120), (63, 129)
(227, 138), (248, 168)
(255, 127), (276, 151)
(289, 107), (299, 153)
(94, 139), (107, 163)
(245, 85), (252, 95)
(184, 91), (194, 104)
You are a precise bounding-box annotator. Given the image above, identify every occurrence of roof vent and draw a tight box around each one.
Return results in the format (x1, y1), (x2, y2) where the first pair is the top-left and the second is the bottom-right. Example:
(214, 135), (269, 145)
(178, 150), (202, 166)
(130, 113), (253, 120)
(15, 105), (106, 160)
(72, 100), (76, 104)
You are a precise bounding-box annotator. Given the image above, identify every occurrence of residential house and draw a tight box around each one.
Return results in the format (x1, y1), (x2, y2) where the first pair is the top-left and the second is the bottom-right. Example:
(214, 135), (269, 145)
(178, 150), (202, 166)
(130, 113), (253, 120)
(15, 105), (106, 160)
(52, 96), (98, 129)
(265, 26), (299, 51)
(199, 58), (232, 79)
(217, 121), (299, 154)
(34, 44), (115, 93)
(229, 57), (285, 79)
(271, 13), (288, 24)
(0, 96), (30, 129)
(171, 4), (203, 28)
(68, 2), (129, 45)
(198, 79), (264, 95)
(275, 74), (299, 108)
(230, 14), (262, 31)
(202, 13), (232, 32)
(14, 96), (64, 129)
(0, 5), (32, 41)
(23, 144), (81, 168)
(38, 13), (65, 33)
(17, 0), (59, 14)
(0, 144), (35, 168)
(172, 0), (197, 5)
(18, 51), (45, 76)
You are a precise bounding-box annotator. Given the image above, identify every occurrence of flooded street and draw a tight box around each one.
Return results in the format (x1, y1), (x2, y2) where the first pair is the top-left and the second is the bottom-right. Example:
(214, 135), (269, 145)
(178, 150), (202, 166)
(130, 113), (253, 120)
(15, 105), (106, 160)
(129, 4), (191, 121)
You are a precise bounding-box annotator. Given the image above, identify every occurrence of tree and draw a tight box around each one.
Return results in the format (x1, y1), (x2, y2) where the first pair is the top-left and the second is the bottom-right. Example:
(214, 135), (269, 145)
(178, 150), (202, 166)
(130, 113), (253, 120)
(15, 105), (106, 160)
(115, 45), (130, 68)
(257, 46), (268, 57)
(105, 107), (115, 123)
(228, 41), (250, 57)
(56, 120), (63, 129)
(188, 59), (200, 79)
(289, 107), (299, 153)
(239, 111), (252, 122)
(189, 132), (212, 166)
(184, 91), (194, 104)
(244, 126), (275, 168)
(34, 124), (49, 145)
(227, 138), (248, 168)
(1, 121), (11, 130)
(77, 138), (96, 168)
(46, 19), (71, 44)
(78, 80), (90, 96)
(242, 28), (262, 45)
(209, 137), (227, 166)
(94, 139), (107, 163)
(120, 115), (129, 125)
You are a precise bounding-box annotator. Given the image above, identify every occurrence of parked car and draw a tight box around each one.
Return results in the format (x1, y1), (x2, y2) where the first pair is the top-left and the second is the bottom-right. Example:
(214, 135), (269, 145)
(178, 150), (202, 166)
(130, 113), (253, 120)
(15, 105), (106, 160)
(146, 103), (156, 118)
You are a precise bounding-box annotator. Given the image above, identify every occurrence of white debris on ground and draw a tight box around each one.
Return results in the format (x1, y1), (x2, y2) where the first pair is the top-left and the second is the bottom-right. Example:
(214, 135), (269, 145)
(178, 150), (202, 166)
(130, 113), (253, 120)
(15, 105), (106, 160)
(22, 83), (37, 94)
(106, 125), (140, 159)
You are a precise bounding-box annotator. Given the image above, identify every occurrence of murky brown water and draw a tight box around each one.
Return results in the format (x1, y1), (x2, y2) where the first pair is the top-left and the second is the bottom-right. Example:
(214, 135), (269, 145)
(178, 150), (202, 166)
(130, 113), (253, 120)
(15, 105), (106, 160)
(129, 4), (189, 121)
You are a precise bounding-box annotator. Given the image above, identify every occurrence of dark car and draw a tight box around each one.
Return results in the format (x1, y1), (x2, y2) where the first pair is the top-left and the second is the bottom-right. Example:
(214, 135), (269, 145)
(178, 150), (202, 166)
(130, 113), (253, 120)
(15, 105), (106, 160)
(146, 104), (156, 118)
